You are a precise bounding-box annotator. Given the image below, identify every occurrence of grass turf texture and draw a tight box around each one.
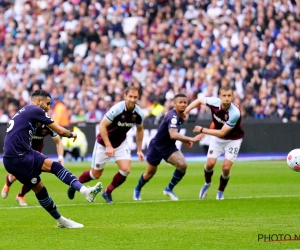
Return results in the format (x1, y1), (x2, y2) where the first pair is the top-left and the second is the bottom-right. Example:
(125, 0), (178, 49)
(0, 161), (300, 250)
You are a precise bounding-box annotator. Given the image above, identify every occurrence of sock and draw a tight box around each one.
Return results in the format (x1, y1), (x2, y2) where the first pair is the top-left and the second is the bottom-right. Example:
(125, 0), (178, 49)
(106, 170), (128, 194)
(135, 174), (148, 191)
(167, 169), (185, 190)
(204, 165), (214, 184)
(6, 174), (15, 187)
(218, 173), (230, 192)
(18, 185), (31, 197)
(36, 186), (61, 219)
(78, 170), (94, 183)
(50, 162), (82, 191)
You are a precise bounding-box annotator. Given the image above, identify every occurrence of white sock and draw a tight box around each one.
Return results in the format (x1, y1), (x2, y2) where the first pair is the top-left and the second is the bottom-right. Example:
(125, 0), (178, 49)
(56, 215), (66, 223)
(79, 186), (89, 195)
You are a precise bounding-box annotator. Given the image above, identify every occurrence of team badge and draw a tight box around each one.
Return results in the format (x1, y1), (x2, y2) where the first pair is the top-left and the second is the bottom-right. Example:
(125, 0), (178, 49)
(171, 118), (177, 125)
(209, 150), (213, 154)
(224, 114), (228, 121)
(132, 115), (136, 122)
(31, 178), (37, 184)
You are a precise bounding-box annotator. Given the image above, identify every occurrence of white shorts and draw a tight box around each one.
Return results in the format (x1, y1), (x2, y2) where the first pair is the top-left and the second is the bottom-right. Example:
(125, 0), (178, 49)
(91, 140), (131, 170)
(207, 136), (243, 162)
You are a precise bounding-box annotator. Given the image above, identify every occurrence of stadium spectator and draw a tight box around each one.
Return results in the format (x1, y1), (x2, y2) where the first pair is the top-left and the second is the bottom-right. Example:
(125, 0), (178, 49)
(0, 0), (299, 123)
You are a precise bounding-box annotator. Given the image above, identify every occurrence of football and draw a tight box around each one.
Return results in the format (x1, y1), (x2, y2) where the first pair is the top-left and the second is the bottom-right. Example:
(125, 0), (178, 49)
(286, 149), (300, 172)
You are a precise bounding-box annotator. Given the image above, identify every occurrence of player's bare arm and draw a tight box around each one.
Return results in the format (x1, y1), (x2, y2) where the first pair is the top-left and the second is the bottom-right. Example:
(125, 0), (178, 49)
(48, 122), (77, 142)
(136, 124), (145, 161)
(169, 128), (204, 143)
(99, 117), (114, 157)
(167, 151), (187, 170)
(52, 136), (64, 165)
(183, 97), (206, 117)
(193, 124), (233, 138)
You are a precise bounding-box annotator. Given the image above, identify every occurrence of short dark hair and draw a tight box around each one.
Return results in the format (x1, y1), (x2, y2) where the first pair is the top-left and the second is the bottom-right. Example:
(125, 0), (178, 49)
(218, 86), (233, 94)
(174, 93), (187, 99)
(124, 86), (140, 96)
(31, 90), (52, 99)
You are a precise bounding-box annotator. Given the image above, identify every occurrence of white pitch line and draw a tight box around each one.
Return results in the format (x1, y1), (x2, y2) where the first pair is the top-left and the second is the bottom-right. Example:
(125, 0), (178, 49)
(0, 194), (300, 210)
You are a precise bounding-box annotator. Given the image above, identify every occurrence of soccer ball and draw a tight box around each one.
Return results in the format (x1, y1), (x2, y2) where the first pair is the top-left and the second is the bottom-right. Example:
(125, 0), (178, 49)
(286, 149), (300, 172)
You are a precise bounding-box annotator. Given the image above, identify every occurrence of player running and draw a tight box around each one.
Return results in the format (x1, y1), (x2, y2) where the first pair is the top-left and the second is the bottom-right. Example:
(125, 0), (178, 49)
(183, 86), (244, 200)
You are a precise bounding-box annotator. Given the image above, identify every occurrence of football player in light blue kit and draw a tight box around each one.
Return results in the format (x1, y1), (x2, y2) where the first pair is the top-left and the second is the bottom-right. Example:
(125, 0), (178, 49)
(3, 90), (102, 228)
(184, 86), (244, 200)
(133, 94), (204, 201)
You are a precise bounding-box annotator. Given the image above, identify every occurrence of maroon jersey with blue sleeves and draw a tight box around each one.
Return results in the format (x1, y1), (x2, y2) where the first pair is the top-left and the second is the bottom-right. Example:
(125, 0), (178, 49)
(97, 101), (144, 148)
(205, 97), (244, 140)
(32, 125), (58, 153)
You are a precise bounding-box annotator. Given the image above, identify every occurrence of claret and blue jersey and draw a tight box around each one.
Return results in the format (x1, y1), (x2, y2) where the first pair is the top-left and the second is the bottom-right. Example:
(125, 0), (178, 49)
(205, 97), (244, 140)
(97, 101), (144, 148)
(3, 105), (54, 157)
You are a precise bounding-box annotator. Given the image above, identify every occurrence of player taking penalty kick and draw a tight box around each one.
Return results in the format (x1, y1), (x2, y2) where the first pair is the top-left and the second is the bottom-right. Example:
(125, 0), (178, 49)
(183, 86), (244, 200)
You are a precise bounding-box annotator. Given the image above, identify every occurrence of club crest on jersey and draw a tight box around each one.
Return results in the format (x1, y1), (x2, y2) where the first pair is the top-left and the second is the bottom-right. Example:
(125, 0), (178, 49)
(224, 114), (228, 121)
(209, 150), (213, 154)
(132, 115), (137, 122)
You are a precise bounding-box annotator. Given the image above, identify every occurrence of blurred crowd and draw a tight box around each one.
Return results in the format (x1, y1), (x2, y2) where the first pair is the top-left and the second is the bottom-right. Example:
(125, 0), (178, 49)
(0, 0), (299, 126)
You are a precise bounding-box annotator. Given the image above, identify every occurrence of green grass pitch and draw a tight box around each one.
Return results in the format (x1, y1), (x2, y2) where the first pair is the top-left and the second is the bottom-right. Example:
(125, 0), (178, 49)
(0, 160), (300, 250)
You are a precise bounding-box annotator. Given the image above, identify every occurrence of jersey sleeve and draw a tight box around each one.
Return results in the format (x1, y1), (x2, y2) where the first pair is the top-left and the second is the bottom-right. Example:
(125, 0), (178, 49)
(105, 102), (124, 122)
(135, 105), (145, 125)
(33, 107), (54, 125)
(205, 97), (221, 107)
(167, 113), (179, 129)
(226, 109), (240, 127)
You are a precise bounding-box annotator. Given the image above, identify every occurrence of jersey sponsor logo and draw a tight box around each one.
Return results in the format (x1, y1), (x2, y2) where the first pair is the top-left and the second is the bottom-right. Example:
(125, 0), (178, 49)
(213, 114), (225, 124)
(117, 121), (134, 127)
(33, 136), (43, 140)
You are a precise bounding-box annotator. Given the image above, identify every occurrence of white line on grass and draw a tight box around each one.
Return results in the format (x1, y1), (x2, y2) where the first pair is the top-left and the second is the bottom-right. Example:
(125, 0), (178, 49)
(0, 194), (300, 210)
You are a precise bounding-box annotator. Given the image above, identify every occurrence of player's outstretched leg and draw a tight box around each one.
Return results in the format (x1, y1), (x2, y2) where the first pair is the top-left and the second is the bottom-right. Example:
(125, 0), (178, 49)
(133, 174), (149, 201)
(50, 161), (102, 202)
(1, 174), (16, 198)
(67, 169), (96, 200)
(35, 185), (83, 228)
